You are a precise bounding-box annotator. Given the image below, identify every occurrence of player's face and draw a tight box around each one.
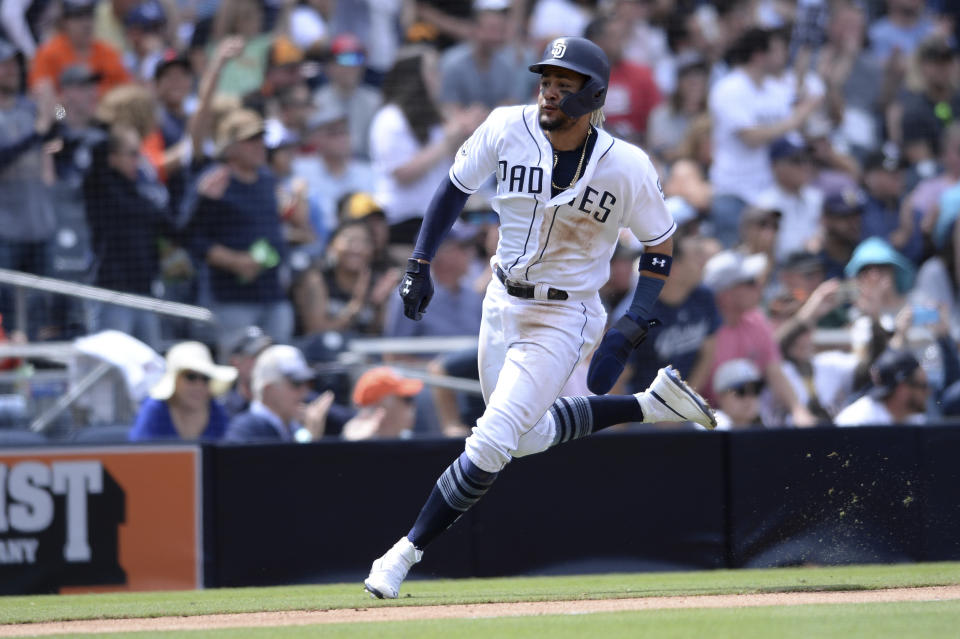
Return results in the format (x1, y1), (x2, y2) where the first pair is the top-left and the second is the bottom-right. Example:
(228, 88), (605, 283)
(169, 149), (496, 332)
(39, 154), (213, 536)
(537, 67), (587, 132)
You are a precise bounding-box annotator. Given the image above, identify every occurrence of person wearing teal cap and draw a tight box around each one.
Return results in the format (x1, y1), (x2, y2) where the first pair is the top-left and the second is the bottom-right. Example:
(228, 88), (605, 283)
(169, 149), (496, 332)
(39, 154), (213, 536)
(844, 236), (916, 295)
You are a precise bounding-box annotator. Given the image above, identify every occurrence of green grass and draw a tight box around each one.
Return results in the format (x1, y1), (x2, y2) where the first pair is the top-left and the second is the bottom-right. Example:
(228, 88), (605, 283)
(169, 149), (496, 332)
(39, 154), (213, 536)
(1, 561), (959, 626)
(11, 601), (960, 639)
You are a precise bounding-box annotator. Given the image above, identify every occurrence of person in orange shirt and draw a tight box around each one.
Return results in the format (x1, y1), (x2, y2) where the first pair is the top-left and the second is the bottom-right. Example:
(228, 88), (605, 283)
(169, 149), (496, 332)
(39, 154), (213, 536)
(29, 0), (131, 95)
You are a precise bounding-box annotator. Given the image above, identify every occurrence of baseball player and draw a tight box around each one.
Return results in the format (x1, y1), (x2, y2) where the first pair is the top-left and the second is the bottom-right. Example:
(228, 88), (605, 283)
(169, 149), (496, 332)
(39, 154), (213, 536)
(364, 37), (716, 599)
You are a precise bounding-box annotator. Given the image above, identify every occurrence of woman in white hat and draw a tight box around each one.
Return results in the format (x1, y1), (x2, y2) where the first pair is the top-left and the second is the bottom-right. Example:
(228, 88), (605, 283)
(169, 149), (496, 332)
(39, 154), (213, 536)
(129, 342), (238, 441)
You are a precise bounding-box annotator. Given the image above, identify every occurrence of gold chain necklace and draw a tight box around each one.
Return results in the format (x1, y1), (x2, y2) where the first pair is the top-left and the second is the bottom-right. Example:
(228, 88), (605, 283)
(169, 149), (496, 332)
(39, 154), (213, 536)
(551, 128), (591, 191)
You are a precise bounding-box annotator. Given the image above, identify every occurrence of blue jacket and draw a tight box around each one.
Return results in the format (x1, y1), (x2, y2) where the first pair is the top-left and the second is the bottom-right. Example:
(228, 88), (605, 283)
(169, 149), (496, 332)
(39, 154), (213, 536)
(128, 397), (229, 442)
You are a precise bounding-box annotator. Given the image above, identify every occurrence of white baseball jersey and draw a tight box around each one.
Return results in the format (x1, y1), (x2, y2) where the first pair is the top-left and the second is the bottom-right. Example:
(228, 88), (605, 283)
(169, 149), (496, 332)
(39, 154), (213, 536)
(450, 105), (676, 299)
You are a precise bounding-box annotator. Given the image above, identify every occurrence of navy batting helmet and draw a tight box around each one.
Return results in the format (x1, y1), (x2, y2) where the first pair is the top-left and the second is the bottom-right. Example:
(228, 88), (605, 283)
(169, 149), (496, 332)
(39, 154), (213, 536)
(529, 37), (610, 119)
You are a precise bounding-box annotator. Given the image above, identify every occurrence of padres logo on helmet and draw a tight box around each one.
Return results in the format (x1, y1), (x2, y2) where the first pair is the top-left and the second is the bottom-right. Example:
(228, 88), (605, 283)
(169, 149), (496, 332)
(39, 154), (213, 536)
(529, 36), (611, 119)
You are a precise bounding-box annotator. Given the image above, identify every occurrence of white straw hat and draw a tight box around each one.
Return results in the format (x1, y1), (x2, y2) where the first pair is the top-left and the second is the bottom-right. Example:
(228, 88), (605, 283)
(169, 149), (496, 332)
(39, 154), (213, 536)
(150, 341), (238, 400)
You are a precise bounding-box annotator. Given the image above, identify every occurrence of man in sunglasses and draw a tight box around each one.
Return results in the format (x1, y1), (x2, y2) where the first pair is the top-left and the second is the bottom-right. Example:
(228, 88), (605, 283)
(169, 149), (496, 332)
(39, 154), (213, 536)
(712, 358), (766, 430)
(835, 348), (930, 426)
(225, 344), (336, 442)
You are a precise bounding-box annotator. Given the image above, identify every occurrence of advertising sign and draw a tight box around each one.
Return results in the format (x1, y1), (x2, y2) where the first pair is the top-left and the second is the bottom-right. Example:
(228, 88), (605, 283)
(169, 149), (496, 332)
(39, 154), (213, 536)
(0, 445), (202, 594)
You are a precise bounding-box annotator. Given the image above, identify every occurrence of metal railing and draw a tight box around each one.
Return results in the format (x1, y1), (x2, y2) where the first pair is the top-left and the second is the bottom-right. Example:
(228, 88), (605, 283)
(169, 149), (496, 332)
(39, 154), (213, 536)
(0, 268), (214, 332)
(0, 270), (216, 433)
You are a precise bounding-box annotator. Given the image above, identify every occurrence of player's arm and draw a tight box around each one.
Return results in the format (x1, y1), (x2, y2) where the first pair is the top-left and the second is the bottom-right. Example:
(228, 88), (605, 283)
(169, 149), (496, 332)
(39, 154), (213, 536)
(587, 237), (674, 395)
(398, 177), (471, 320)
(400, 106), (502, 320)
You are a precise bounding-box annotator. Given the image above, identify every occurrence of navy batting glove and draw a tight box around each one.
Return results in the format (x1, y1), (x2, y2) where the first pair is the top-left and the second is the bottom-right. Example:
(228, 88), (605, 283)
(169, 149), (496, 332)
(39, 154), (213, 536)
(586, 315), (660, 395)
(399, 259), (434, 321)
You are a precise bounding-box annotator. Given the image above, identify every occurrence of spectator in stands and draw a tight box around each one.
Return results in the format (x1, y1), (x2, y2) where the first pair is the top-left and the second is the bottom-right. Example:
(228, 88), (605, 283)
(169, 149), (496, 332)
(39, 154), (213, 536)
(647, 52), (710, 162)
(383, 222), (483, 342)
(50, 65), (102, 337)
(0, 38), (58, 338)
(129, 340), (237, 441)
(312, 33), (381, 160)
(599, 243), (640, 319)
(285, 0), (331, 55)
(625, 233), (720, 395)
(712, 358), (765, 430)
(224, 343), (339, 442)
(812, 0), (884, 157)
(735, 205), (780, 273)
(83, 124), (171, 349)
(585, 13), (661, 145)
(868, 0), (939, 66)
(369, 45), (478, 243)
(758, 135), (824, 264)
(662, 114), (713, 214)
(767, 252), (848, 330)
(805, 116), (861, 198)
(341, 366), (424, 440)
(185, 108), (294, 355)
(337, 192), (395, 273)
(292, 104), (375, 244)
(177, 37), (245, 182)
(438, 1), (524, 113)
(893, 38), (960, 163)
(153, 50), (193, 165)
(708, 27), (822, 247)
(425, 350), (483, 438)
(265, 126), (316, 252)
(815, 188), (866, 280)
(767, 27), (827, 120)
(703, 249), (816, 426)
(861, 146), (924, 265)
(210, 0), (272, 97)
(528, 0), (593, 52)
(906, 122), (960, 244)
(844, 237), (915, 336)
(252, 35), (305, 108)
(835, 348), (929, 426)
(913, 186), (960, 337)
(121, 0), (167, 81)
(93, 83), (171, 181)
(264, 82), (312, 145)
(291, 219), (398, 336)
(151, 49), (194, 221)
(775, 320), (858, 425)
(29, 0), (130, 95)
(615, 0), (669, 75)
(222, 325), (273, 418)
(92, 0), (137, 53)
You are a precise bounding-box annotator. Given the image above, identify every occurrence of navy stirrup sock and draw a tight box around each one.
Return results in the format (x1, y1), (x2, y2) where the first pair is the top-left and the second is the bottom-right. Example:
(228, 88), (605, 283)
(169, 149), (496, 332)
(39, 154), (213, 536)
(551, 395), (643, 446)
(407, 452), (498, 549)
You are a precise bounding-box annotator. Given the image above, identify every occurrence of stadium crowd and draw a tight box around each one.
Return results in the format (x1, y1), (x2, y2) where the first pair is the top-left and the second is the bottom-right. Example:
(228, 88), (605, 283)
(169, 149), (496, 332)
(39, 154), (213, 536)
(0, 0), (959, 440)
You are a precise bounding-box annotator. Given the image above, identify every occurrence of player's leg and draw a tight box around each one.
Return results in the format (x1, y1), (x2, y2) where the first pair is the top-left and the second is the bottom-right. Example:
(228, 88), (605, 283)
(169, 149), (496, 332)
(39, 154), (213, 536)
(365, 289), (586, 598)
(534, 365), (717, 450)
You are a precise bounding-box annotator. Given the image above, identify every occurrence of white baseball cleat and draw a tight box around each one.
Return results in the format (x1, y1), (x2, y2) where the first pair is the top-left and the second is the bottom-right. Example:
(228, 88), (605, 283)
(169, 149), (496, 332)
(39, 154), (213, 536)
(636, 365), (717, 430)
(363, 536), (423, 599)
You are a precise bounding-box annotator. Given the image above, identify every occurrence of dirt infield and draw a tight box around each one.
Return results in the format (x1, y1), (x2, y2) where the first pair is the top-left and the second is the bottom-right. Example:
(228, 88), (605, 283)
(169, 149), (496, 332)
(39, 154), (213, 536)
(1, 585), (959, 636)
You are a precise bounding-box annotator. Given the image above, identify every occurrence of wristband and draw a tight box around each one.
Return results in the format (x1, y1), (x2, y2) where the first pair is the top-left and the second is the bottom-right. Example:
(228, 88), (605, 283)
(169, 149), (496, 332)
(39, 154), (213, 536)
(640, 252), (672, 276)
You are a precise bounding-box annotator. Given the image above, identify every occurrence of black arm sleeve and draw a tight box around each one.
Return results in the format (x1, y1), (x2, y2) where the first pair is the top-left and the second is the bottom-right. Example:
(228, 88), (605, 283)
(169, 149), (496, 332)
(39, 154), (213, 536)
(411, 177), (471, 262)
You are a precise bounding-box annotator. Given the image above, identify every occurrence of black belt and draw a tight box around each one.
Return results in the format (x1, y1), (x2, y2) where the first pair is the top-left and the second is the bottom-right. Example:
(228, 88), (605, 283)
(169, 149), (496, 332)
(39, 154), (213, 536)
(495, 265), (569, 301)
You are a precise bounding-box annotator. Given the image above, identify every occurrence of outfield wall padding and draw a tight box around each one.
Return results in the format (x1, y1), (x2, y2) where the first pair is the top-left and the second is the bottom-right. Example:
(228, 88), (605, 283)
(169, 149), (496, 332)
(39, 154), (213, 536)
(4, 426), (960, 593)
(204, 426), (960, 588)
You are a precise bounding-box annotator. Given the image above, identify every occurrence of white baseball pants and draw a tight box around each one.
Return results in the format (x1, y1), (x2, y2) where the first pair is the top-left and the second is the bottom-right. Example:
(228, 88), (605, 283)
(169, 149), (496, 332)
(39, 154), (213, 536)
(464, 276), (607, 473)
